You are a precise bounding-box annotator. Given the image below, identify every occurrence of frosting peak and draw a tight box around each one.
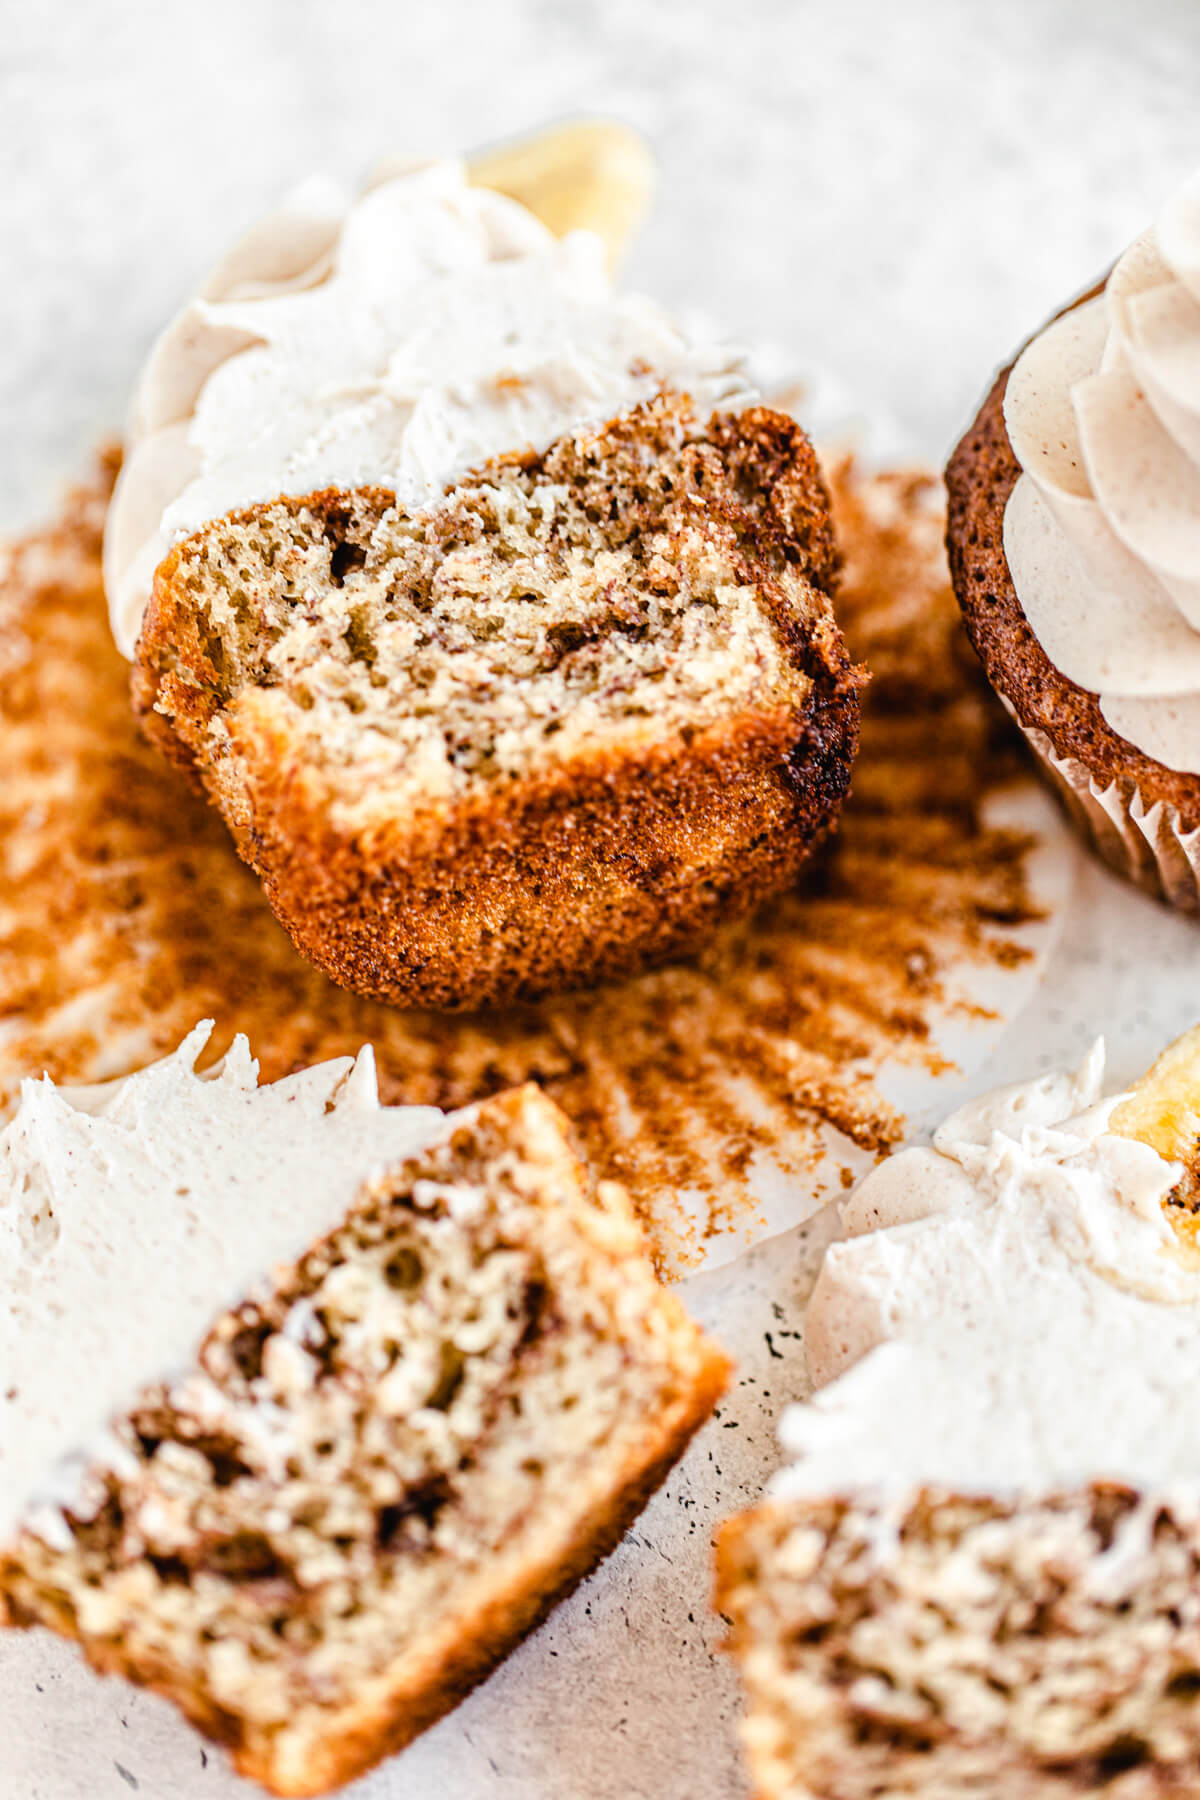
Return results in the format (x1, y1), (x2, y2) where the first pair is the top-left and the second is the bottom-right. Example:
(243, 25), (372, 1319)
(776, 1045), (1200, 1501)
(0, 1026), (443, 1545)
(104, 158), (751, 659)
(1003, 167), (1200, 773)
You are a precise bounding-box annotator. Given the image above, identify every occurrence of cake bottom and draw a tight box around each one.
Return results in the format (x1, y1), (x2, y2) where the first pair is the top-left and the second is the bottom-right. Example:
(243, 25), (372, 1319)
(717, 1487), (1200, 1800)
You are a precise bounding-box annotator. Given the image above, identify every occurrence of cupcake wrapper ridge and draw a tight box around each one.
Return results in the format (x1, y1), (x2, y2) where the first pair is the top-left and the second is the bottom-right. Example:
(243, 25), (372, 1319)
(1003, 695), (1200, 911)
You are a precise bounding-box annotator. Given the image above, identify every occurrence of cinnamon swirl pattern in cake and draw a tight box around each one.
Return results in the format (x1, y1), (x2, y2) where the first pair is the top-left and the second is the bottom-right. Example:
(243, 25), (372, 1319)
(118, 159), (860, 1007)
(719, 1028), (1200, 1799)
(0, 1031), (727, 1795)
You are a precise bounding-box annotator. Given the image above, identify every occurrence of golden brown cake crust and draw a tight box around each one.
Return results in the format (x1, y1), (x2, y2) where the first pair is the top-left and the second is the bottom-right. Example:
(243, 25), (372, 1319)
(133, 404), (863, 1010)
(944, 292), (1200, 832)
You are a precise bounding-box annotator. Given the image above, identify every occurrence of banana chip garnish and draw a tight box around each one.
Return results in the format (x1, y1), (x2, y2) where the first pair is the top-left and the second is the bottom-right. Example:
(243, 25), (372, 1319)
(469, 120), (653, 271)
(1110, 1025), (1200, 1167)
(1110, 1024), (1200, 1238)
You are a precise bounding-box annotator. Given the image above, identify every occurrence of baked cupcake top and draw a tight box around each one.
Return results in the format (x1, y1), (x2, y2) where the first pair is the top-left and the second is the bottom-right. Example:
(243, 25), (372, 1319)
(103, 157), (750, 659)
(1003, 167), (1200, 775)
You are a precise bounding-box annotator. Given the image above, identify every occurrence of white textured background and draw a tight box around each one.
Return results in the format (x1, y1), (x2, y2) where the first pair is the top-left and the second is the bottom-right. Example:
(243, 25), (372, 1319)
(5, 3), (1200, 1798)
(5, 0), (1200, 527)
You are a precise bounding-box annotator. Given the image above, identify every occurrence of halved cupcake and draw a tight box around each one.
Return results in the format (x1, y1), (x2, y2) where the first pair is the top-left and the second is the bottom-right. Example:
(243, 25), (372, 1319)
(0, 1027), (728, 1794)
(946, 167), (1200, 908)
(112, 137), (862, 1008)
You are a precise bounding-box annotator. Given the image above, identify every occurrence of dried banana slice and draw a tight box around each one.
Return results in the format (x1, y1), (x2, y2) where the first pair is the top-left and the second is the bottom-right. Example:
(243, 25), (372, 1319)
(1110, 1024), (1200, 1227)
(1110, 1025), (1200, 1165)
(469, 120), (653, 269)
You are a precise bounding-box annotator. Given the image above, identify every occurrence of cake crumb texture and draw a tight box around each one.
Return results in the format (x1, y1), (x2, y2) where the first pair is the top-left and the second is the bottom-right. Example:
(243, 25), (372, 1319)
(718, 1488), (1200, 1799)
(133, 396), (860, 1008)
(2, 1084), (728, 1795)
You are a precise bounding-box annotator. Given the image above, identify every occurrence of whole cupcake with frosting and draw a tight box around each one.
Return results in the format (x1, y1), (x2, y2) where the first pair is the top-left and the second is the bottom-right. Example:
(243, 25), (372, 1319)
(946, 167), (1200, 909)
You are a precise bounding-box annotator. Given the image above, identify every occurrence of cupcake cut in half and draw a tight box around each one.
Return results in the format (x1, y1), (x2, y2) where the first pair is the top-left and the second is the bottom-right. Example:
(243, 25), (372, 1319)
(117, 153), (861, 1008)
(132, 396), (859, 1009)
(946, 165), (1200, 910)
(0, 1029), (728, 1795)
(717, 1027), (1200, 1800)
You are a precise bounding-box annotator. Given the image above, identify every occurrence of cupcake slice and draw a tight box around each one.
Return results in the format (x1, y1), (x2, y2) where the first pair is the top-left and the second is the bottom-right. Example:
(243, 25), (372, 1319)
(716, 1028), (1200, 1799)
(132, 395), (856, 1009)
(115, 153), (861, 1008)
(0, 1028), (728, 1795)
(946, 166), (1200, 909)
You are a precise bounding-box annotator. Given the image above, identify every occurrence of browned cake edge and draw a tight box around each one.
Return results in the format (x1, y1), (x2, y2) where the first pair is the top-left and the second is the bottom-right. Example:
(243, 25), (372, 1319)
(133, 405), (863, 1010)
(10, 1394), (722, 1797)
(944, 292), (1200, 832)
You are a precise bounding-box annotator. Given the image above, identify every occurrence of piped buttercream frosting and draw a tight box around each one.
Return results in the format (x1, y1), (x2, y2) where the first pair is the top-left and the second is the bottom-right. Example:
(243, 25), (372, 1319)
(0, 1024), (443, 1545)
(1003, 167), (1200, 774)
(773, 1044), (1200, 1500)
(103, 157), (750, 659)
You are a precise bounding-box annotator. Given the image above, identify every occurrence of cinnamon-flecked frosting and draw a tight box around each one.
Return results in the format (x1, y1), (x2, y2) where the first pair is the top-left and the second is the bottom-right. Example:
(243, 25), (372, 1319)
(103, 157), (750, 659)
(0, 1026), (443, 1546)
(774, 1045), (1200, 1500)
(1003, 167), (1200, 775)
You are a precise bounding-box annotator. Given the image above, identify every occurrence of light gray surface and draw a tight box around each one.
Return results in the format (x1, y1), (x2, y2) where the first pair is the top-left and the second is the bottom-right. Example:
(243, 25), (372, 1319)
(4, 0), (1200, 522)
(4, 3), (1200, 1797)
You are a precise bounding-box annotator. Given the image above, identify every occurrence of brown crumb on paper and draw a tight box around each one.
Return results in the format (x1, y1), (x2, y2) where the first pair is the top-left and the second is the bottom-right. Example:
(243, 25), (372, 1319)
(0, 453), (1043, 1271)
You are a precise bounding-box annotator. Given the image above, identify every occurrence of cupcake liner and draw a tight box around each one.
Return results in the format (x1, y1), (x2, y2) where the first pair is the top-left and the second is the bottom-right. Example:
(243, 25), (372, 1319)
(1003, 696), (1200, 911)
(1, 456), (1074, 1282)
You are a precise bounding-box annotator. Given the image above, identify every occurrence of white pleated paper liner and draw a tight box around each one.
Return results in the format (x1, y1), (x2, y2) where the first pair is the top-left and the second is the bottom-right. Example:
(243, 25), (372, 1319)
(0, 413), (1080, 1284)
(1000, 696), (1200, 915)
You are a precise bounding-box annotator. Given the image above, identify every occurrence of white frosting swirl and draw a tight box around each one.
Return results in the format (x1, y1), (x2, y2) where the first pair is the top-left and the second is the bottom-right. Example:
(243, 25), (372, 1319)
(0, 1024), (443, 1546)
(773, 1044), (1200, 1499)
(104, 158), (750, 659)
(1003, 167), (1200, 774)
